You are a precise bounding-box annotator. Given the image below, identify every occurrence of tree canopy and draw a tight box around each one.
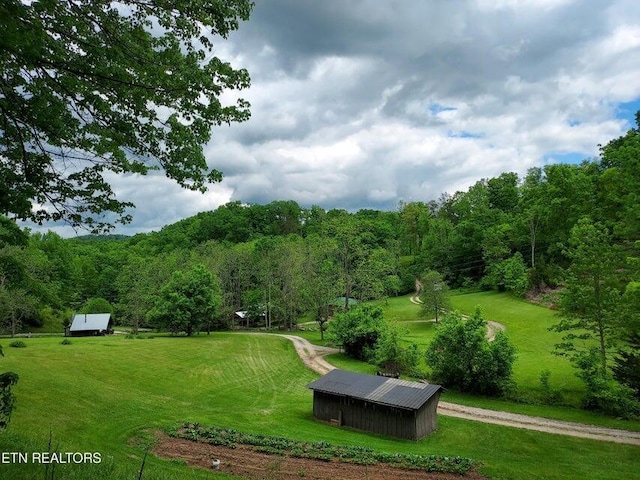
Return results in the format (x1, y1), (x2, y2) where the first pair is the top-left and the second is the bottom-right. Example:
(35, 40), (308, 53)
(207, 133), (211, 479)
(147, 264), (221, 335)
(0, 0), (252, 232)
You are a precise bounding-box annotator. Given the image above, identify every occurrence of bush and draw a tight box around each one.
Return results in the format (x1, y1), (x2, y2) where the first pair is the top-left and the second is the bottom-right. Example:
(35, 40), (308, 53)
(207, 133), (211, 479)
(61, 338), (72, 345)
(539, 370), (564, 405)
(9, 341), (26, 348)
(581, 382), (640, 419)
(576, 348), (640, 419)
(425, 308), (516, 396)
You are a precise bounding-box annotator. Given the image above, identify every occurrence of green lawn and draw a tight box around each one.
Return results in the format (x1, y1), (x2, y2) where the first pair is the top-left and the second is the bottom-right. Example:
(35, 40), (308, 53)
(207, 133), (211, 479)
(333, 292), (640, 430)
(0, 334), (638, 480)
(374, 292), (584, 400)
(448, 291), (584, 400)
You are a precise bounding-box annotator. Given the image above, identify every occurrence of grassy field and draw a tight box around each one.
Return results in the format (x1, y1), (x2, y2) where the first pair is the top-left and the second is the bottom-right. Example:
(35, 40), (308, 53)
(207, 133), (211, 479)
(0, 334), (638, 480)
(449, 291), (584, 396)
(373, 292), (584, 401)
(310, 292), (640, 429)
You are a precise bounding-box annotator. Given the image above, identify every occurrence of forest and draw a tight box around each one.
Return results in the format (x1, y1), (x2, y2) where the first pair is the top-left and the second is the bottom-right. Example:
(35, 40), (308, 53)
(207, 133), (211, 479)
(1, 114), (639, 416)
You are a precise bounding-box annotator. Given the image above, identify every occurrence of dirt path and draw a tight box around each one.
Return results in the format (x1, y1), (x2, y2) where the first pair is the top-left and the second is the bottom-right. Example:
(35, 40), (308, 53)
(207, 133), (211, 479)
(279, 334), (338, 375)
(409, 294), (505, 341)
(277, 334), (640, 446)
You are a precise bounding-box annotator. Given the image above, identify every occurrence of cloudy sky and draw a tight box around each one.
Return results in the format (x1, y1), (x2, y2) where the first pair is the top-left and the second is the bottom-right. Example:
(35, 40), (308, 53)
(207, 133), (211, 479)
(38, 0), (640, 236)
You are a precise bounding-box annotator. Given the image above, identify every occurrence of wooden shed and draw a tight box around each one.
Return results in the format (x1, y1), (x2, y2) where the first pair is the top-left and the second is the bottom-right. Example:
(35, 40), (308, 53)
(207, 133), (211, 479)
(69, 313), (113, 337)
(307, 369), (443, 440)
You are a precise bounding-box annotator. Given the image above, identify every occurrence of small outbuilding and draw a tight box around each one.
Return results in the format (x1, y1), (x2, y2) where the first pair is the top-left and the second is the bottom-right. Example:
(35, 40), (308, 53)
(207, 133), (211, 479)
(307, 369), (443, 440)
(69, 313), (113, 337)
(325, 297), (360, 317)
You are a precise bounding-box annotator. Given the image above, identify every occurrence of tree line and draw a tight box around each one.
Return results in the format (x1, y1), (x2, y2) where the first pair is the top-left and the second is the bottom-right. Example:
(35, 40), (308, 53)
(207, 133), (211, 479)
(0, 114), (639, 415)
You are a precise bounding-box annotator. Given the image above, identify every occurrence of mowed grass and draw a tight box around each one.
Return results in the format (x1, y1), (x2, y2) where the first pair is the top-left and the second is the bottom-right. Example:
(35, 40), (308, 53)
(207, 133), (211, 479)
(350, 293), (640, 430)
(378, 292), (583, 397)
(0, 334), (638, 480)
(448, 291), (583, 397)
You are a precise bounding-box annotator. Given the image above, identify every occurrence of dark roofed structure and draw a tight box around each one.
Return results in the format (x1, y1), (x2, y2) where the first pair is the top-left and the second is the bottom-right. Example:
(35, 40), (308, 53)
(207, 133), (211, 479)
(307, 369), (443, 440)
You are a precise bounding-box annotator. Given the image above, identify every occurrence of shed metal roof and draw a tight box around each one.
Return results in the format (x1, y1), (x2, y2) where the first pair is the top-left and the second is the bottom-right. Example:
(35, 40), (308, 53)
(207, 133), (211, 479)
(70, 313), (111, 332)
(307, 369), (442, 411)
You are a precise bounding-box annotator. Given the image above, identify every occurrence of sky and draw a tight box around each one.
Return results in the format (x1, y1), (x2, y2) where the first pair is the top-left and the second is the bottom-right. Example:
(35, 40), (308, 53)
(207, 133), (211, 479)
(29, 0), (640, 236)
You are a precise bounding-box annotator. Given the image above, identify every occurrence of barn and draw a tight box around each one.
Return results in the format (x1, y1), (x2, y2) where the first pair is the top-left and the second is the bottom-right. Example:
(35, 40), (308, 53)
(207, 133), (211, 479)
(69, 313), (113, 337)
(307, 369), (443, 440)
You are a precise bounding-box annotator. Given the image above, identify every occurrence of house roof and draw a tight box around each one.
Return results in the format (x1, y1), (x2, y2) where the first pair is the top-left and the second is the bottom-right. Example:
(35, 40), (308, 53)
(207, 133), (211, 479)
(307, 369), (442, 411)
(70, 313), (112, 332)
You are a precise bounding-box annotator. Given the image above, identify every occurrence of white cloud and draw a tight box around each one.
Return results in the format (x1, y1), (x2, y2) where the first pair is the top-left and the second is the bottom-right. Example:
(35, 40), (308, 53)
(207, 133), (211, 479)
(26, 0), (640, 236)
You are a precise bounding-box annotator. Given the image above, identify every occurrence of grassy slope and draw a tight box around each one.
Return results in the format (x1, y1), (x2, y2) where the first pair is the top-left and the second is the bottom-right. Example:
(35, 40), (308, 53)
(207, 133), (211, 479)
(376, 292), (581, 394)
(0, 334), (638, 480)
(340, 293), (640, 430)
(449, 291), (583, 396)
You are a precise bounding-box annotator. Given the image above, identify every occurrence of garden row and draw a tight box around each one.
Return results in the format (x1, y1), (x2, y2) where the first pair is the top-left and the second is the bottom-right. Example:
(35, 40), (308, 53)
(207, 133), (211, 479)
(171, 423), (475, 474)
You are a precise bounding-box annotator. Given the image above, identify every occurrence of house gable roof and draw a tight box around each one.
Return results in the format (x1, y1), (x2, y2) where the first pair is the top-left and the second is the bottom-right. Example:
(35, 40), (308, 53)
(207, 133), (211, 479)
(70, 313), (111, 332)
(307, 369), (442, 411)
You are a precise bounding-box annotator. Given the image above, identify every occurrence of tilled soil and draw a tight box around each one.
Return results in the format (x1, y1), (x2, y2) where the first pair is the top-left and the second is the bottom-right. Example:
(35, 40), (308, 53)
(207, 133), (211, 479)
(153, 433), (487, 480)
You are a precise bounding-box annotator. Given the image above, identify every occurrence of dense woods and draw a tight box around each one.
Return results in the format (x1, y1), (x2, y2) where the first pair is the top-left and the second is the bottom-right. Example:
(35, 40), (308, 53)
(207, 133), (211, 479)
(1, 115), (639, 414)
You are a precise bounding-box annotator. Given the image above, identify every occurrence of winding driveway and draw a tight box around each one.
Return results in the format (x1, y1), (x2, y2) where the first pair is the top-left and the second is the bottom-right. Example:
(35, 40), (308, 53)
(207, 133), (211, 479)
(280, 334), (640, 446)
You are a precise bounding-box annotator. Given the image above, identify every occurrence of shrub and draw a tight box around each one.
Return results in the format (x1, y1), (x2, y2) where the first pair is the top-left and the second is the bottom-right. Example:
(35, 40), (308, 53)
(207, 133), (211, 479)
(425, 308), (516, 396)
(9, 341), (26, 348)
(581, 381), (640, 419)
(61, 338), (72, 345)
(539, 370), (564, 405)
(576, 348), (640, 419)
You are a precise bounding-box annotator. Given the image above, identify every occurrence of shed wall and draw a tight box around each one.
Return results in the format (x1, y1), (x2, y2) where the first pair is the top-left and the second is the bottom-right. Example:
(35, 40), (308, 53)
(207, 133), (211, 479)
(414, 392), (440, 439)
(314, 391), (423, 440)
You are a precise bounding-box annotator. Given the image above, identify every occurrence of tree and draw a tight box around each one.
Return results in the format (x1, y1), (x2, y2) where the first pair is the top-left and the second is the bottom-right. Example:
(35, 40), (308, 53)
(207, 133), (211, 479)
(0, 244), (44, 334)
(398, 201), (432, 255)
(80, 297), (114, 315)
(1, 0), (252, 232)
(148, 264), (221, 335)
(355, 248), (400, 302)
(425, 309), (516, 396)
(304, 235), (341, 340)
(419, 270), (450, 323)
(613, 332), (640, 400)
(327, 305), (386, 361)
(323, 216), (364, 311)
(598, 111), (640, 241)
(373, 326), (421, 375)
(612, 278), (640, 399)
(485, 253), (529, 297)
(487, 172), (519, 214)
(0, 345), (19, 429)
(551, 219), (622, 375)
(518, 167), (549, 271)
